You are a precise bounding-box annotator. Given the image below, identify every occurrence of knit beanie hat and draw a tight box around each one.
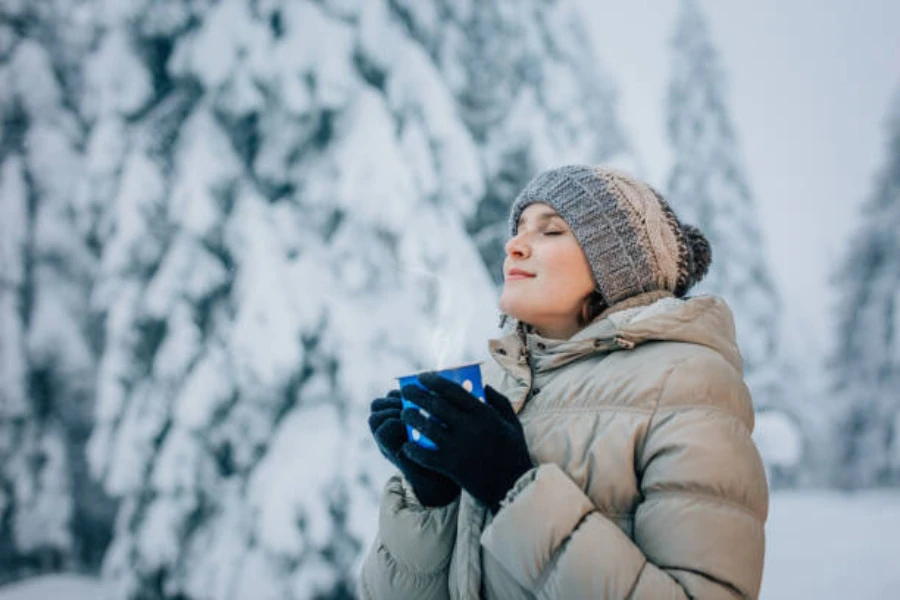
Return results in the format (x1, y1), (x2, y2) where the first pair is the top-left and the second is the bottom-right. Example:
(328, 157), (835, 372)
(508, 165), (711, 307)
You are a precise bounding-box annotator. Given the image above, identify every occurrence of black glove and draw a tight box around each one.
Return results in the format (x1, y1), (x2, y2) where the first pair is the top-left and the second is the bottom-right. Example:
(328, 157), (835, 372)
(368, 390), (460, 507)
(400, 373), (533, 513)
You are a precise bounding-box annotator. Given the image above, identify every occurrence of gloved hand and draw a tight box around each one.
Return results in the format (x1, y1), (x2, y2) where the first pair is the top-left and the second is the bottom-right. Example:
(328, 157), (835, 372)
(400, 373), (533, 513)
(368, 390), (460, 507)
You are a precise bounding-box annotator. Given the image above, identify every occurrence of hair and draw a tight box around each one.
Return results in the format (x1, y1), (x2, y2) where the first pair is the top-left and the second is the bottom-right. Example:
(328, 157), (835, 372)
(578, 289), (608, 327)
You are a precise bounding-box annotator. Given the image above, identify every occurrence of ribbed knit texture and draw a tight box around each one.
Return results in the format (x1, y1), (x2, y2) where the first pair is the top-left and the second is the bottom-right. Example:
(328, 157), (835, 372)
(509, 165), (710, 306)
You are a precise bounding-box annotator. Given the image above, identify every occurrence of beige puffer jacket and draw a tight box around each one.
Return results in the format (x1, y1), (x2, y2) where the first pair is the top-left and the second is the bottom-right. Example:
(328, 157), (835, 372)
(359, 292), (769, 599)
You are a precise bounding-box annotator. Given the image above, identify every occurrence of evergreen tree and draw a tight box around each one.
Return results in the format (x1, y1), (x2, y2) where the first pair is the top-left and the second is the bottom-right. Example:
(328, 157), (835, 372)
(829, 86), (900, 488)
(439, 0), (633, 282)
(666, 0), (785, 414)
(382, 1), (633, 282)
(79, 1), (500, 597)
(0, 0), (114, 581)
(3, 0), (636, 596)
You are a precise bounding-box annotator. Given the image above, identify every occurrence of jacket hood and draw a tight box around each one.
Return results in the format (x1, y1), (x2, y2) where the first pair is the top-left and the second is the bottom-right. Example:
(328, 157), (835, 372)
(489, 292), (743, 377)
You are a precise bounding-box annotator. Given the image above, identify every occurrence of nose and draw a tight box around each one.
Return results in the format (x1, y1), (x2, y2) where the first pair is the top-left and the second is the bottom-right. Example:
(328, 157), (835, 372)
(505, 231), (530, 258)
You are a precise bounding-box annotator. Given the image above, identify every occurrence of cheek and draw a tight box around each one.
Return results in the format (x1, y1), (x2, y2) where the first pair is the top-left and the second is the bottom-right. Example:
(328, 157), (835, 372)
(499, 243), (594, 317)
(545, 246), (594, 294)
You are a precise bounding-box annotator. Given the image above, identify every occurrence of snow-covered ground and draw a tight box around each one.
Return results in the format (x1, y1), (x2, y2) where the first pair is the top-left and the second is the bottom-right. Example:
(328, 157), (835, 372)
(761, 489), (900, 599)
(1, 491), (897, 599)
(0, 574), (106, 600)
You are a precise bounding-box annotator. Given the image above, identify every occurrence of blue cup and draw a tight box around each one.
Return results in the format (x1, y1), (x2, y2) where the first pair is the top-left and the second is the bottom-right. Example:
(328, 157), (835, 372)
(398, 363), (485, 450)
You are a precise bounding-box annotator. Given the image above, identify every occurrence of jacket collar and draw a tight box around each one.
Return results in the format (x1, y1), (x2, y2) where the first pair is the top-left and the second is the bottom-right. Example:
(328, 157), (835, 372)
(489, 292), (743, 376)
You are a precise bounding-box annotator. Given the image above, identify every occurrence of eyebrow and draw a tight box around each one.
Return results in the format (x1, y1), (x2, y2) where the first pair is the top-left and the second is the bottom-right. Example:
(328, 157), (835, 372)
(517, 211), (565, 229)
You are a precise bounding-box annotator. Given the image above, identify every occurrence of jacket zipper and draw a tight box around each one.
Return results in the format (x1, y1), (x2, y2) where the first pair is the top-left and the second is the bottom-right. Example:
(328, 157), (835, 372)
(520, 345), (538, 403)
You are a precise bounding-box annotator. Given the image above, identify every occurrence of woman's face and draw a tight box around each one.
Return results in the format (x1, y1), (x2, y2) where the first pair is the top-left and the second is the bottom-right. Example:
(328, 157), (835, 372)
(499, 203), (595, 339)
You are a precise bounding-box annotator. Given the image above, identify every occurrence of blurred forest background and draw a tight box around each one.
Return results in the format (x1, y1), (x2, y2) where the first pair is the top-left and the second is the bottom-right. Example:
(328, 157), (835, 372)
(0, 0), (898, 598)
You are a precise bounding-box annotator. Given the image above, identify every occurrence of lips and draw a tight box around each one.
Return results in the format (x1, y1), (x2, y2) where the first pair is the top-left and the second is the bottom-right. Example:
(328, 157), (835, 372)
(505, 268), (536, 280)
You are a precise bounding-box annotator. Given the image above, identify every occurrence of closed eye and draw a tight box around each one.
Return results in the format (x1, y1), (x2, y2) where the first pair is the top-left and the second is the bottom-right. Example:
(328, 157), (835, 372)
(543, 230), (564, 236)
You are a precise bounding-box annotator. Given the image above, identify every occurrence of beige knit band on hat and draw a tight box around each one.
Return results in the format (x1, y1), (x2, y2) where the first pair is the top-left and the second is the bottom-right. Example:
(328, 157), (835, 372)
(509, 165), (711, 306)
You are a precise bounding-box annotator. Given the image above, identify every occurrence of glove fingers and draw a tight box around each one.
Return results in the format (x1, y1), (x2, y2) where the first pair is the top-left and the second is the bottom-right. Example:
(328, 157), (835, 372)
(371, 393), (402, 412)
(484, 385), (519, 423)
(403, 385), (485, 428)
(401, 407), (451, 447)
(394, 450), (440, 481)
(373, 417), (407, 454)
(368, 407), (400, 434)
(399, 385), (459, 423)
(418, 372), (480, 412)
(394, 455), (459, 507)
(402, 441), (446, 474)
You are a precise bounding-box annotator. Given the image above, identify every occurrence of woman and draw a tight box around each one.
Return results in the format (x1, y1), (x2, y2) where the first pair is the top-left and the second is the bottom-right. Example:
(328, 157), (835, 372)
(360, 165), (769, 599)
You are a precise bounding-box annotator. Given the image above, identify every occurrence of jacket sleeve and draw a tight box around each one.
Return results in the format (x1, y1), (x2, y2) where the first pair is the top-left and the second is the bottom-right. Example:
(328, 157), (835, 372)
(480, 358), (769, 599)
(358, 474), (459, 600)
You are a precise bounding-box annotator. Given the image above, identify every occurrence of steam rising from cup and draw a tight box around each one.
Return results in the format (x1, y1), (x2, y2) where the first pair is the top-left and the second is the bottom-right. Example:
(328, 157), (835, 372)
(394, 257), (487, 448)
(399, 260), (476, 369)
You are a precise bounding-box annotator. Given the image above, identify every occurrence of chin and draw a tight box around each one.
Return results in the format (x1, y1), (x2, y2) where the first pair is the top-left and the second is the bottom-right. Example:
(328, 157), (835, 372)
(498, 292), (517, 317)
(499, 296), (531, 324)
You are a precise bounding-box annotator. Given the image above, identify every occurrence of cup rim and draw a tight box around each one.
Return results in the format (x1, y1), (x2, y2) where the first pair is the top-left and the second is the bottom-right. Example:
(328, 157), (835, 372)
(396, 361), (484, 380)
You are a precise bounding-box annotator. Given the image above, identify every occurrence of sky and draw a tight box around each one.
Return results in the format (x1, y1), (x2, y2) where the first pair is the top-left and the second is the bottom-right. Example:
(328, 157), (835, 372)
(575, 0), (900, 367)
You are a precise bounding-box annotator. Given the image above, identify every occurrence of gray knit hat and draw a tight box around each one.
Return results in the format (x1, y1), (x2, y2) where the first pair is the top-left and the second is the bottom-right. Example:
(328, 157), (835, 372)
(509, 165), (711, 307)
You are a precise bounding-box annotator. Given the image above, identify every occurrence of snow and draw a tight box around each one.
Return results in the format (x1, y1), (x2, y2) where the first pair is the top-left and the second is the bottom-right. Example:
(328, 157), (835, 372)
(144, 238), (229, 318)
(6, 40), (62, 116)
(314, 89), (419, 228)
(0, 289), (27, 417)
(170, 0), (265, 91)
(173, 345), (234, 431)
(0, 160), (27, 275)
(27, 278), (94, 373)
(384, 43), (484, 217)
(760, 490), (900, 599)
(25, 124), (82, 218)
(825, 86), (900, 486)
(0, 575), (108, 600)
(137, 492), (194, 570)
(753, 411), (803, 468)
(75, 116), (127, 237)
(9, 430), (73, 553)
(0, 158), (28, 417)
(226, 191), (306, 392)
(84, 28), (152, 119)
(893, 412), (900, 470)
(395, 206), (500, 368)
(103, 382), (167, 496)
(357, 0), (401, 75)
(248, 403), (344, 556)
(99, 152), (166, 276)
(1, 490), (897, 598)
(169, 111), (241, 237)
(152, 428), (208, 494)
(242, 1), (357, 112)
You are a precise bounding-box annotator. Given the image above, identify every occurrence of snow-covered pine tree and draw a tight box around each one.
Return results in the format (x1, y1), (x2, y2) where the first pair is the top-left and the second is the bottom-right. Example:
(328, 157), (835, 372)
(0, 0), (114, 581)
(666, 0), (786, 414)
(18, 0), (635, 596)
(393, 0), (633, 282)
(828, 86), (900, 488)
(79, 0), (505, 597)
